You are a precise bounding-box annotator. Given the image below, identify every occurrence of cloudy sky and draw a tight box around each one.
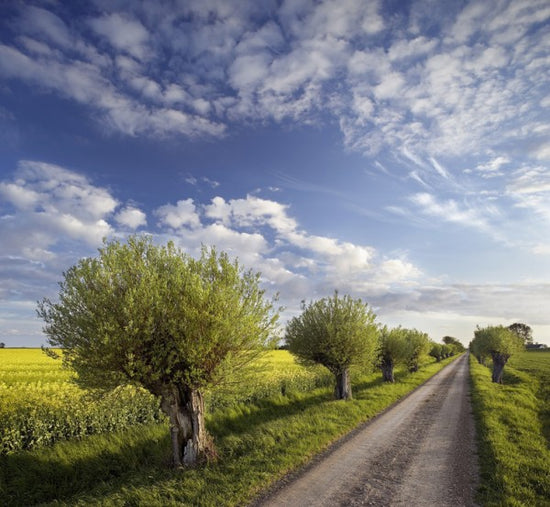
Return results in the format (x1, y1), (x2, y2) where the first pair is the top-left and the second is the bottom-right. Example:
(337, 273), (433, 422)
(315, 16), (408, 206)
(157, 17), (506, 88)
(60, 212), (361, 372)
(1, 0), (549, 347)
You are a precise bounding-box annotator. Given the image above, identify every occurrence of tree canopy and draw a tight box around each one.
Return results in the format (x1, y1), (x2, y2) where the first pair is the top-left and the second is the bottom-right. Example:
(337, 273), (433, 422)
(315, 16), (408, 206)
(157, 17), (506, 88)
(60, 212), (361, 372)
(38, 235), (279, 465)
(285, 292), (378, 400)
(377, 326), (409, 382)
(507, 323), (533, 344)
(404, 329), (431, 372)
(471, 325), (524, 383)
(442, 336), (466, 353)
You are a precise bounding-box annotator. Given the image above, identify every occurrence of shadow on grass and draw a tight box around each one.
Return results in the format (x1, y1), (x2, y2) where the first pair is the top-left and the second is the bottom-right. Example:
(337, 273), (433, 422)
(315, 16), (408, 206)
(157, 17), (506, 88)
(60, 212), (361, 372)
(1, 388), (335, 506)
(207, 389), (333, 438)
(501, 369), (524, 386)
(0, 428), (172, 506)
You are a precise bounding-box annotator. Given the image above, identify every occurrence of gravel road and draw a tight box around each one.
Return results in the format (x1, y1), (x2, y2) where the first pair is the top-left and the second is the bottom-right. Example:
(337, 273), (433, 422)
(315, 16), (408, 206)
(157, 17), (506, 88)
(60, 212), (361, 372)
(253, 354), (478, 506)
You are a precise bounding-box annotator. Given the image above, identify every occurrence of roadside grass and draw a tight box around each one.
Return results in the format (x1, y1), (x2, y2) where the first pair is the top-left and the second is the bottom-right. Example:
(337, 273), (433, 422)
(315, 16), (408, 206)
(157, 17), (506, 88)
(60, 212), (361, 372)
(1, 356), (456, 506)
(469, 353), (550, 506)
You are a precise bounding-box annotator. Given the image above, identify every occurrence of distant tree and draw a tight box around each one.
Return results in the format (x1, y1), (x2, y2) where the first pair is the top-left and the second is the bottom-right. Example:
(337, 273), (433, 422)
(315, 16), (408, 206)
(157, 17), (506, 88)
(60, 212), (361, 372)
(441, 343), (452, 358)
(508, 323), (533, 345)
(37, 235), (279, 466)
(0, 342), (5, 348)
(429, 342), (443, 362)
(404, 329), (431, 372)
(471, 325), (524, 383)
(377, 326), (409, 382)
(285, 292), (379, 400)
(442, 336), (466, 353)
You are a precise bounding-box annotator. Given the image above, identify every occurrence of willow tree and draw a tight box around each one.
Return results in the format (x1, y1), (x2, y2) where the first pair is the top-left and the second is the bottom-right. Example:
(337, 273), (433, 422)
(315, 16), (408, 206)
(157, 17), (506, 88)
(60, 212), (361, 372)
(378, 326), (409, 382)
(285, 292), (378, 400)
(404, 329), (431, 373)
(471, 325), (524, 383)
(37, 236), (278, 466)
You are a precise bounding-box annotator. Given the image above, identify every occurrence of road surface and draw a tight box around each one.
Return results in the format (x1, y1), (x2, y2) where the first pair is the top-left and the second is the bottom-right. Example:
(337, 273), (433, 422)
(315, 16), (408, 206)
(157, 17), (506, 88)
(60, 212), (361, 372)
(254, 354), (478, 506)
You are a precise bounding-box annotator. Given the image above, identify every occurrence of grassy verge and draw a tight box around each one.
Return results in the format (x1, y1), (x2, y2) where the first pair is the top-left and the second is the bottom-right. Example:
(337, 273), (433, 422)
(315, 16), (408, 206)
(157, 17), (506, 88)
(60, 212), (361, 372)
(469, 354), (550, 506)
(1, 356), (456, 506)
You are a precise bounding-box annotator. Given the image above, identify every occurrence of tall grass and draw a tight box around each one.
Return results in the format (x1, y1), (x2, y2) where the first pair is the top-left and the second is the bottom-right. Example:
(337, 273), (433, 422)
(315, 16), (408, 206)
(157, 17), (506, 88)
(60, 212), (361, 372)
(469, 353), (550, 506)
(1, 355), (456, 506)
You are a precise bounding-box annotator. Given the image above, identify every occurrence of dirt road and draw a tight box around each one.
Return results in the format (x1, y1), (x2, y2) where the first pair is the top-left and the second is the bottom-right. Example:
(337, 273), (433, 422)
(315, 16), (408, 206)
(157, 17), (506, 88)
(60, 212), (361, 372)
(254, 354), (478, 506)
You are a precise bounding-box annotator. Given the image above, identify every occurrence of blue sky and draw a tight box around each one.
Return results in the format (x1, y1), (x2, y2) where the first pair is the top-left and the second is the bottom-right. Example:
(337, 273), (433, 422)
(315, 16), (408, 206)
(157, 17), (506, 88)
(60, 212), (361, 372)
(1, 0), (549, 347)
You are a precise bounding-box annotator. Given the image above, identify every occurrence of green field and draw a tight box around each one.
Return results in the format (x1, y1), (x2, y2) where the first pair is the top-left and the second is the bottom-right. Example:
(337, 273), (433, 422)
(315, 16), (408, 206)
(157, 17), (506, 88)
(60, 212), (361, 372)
(470, 351), (550, 506)
(0, 348), (455, 506)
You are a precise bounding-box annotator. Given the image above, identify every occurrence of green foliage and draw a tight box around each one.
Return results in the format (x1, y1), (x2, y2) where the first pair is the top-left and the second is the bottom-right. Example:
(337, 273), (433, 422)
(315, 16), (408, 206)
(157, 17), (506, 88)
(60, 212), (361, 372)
(1, 355), (455, 506)
(403, 329), (430, 372)
(442, 335), (466, 353)
(38, 236), (279, 394)
(471, 325), (524, 382)
(285, 292), (378, 398)
(429, 342), (443, 361)
(378, 327), (409, 362)
(470, 353), (550, 505)
(286, 292), (378, 373)
(472, 325), (524, 359)
(508, 322), (533, 344)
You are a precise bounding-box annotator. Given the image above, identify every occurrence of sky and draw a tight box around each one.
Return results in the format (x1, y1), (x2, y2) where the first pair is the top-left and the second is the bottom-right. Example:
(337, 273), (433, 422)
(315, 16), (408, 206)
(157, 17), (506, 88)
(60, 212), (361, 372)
(0, 0), (549, 348)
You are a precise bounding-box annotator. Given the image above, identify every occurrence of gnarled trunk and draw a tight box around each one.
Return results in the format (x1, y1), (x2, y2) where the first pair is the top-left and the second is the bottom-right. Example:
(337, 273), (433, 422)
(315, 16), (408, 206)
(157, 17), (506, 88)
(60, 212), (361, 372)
(490, 352), (509, 384)
(334, 369), (352, 400)
(161, 385), (214, 467)
(381, 358), (394, 382)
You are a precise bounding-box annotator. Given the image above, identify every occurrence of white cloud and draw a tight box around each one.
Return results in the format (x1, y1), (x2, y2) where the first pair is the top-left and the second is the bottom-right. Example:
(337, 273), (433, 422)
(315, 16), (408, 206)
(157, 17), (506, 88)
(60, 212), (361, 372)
(409, 193), (489, 231)
(0, 0), (546, 168)
(89, 13), (150, 60)
(19, 6), (72, 49)
(475, 156), (509, 177)
(115, 206), (147, 229)
(154, 199), (200, 229)
(0, 182), (41, 209)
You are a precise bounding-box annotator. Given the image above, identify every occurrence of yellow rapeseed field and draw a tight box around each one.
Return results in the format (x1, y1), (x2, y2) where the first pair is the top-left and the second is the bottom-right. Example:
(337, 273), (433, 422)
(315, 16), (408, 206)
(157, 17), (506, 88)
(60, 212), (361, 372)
(0, 348), (331, 454)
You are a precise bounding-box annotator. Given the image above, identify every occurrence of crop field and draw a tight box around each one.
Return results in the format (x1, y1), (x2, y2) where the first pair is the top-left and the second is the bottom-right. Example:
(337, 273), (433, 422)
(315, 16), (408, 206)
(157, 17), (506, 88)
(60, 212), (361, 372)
(470, 351), (550, 506)
(0, 348), (332, 455)
(0, 347), (454, 506)
(0, 348), (164, 454)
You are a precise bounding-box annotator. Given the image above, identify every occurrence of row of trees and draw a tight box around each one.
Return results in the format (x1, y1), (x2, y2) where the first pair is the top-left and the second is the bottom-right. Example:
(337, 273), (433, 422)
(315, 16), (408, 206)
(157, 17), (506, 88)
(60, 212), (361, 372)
(38, 236), (464, 467)
(284, 293), (465, 400)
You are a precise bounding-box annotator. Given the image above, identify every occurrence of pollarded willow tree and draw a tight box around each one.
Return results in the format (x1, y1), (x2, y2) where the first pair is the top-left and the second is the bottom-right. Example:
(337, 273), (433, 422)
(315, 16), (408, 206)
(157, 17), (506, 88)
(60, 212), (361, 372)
(471, 325), (524, 383)
(404, 329), (431, 373)
(37, 235), (279, 466)
(378, 326), (409, 382)
(285, 292), (379, 400)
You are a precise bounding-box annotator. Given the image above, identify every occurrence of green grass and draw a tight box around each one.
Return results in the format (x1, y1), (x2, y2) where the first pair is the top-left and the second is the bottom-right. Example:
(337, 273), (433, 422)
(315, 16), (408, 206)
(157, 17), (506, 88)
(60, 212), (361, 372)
(1, 355), (457, 506)
(469, 352), (550, 506)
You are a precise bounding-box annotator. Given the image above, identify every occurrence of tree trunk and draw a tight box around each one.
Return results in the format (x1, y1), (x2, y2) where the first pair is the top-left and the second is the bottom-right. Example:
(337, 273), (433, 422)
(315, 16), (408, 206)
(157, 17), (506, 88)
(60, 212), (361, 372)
(161, 385), (214, 467)
(381, 358), (394, 382)
(491, 352), (509, 384)
(334, 369), (352, 400)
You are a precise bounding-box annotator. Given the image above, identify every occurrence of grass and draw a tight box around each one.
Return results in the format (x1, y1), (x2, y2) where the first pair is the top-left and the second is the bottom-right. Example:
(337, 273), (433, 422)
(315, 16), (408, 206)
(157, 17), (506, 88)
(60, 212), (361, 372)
(1, 354), (457, 506)
(469, 352), (550, 506)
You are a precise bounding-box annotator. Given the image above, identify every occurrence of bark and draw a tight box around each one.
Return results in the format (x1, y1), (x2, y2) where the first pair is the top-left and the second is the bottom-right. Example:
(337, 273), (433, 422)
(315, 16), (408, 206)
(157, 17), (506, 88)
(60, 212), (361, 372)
(334, 369), (352, 400)
(490, 352), (509, 384)
(161, 385), (214, 467)
(381, 358), (395, 382)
